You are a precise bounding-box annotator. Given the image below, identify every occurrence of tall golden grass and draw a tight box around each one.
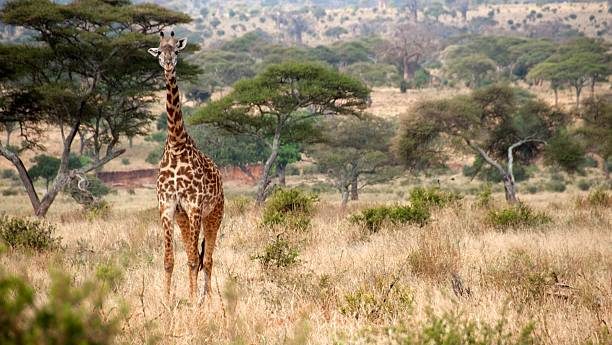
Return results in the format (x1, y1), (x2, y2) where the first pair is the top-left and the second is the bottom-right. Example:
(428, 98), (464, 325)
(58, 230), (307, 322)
(1, 186), (610, 344)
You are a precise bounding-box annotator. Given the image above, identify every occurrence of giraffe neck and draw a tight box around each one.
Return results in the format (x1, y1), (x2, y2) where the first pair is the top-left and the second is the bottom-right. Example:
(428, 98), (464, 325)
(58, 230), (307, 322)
(164, 68), (187, 149)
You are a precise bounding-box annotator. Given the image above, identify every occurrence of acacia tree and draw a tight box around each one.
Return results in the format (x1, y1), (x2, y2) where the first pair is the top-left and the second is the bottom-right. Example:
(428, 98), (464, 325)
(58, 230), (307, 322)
(190, 62), (370, 204)
(308, 115), (396, 207)
(577, 95), (612, 179)
(528, 38), (610, 107)
(394, 85), (568, 204)
(0, 0), (193, 217)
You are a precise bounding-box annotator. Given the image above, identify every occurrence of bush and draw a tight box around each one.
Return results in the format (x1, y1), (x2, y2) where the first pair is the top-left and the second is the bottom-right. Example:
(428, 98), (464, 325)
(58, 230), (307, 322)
(121, 158), (130, 165)
(577, 179), (592, 191)
(252, 237), (299, 270)
(1, 189), (17, 196)
(144, 131), (166, 143)
(350, 204), (430, 233)
(366, 310), (536, 344)
(476, 183), (493, 208)
(545, 179), (566, 192)
(1, 169), (15, 179)
(145, 145), (163, 165)
(577, 188), (611, 208)
(262, 188), (318, 231)
(409, 186), (462, 208)
(340, 278), (413, 321)
(486, 203), (551, 229)
(0, 215), (61, 250)
(85, 200), (112, 221)
(0, 269), (121, 344)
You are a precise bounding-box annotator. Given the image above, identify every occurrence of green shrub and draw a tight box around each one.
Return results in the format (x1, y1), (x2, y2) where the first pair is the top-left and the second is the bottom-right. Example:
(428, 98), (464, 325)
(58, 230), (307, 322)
(486, 203), (551, 229)
(85, 200), (112, 221)
(577, 179), (592, 191)
(0, 269), (121, 344)
(144, 131), (166, 143)
(252, 237), (299, 270)
(146, 146), (163, 165)
(364, 310), (536, 344)
(409, 186), (462, 208)
(525, 184), (538, 194)
(1, 169), (15, 179)
(1, 189), (18, 196)
(262, 188), (318, 231)
(350, 204), (430, 233)
(121, 158), (130, 165)
(577, 188), (611, 208)
(476, 183), (493, 208)
(545, 179), (566, 192)
(0, 215), (61, 250)
(340, 278), (413, 321)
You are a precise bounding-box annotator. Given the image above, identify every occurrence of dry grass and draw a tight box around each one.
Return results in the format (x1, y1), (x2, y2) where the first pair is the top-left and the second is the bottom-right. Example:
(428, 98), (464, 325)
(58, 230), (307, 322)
(1, 185), (610, 344)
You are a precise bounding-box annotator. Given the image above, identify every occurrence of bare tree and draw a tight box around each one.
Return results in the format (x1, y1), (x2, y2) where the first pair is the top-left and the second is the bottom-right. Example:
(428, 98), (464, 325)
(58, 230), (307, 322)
(385, 22), (437, 84)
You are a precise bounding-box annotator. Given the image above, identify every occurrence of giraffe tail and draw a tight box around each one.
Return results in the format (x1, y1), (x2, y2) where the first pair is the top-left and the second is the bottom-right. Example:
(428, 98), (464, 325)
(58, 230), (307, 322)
(198, 238), (205, 271)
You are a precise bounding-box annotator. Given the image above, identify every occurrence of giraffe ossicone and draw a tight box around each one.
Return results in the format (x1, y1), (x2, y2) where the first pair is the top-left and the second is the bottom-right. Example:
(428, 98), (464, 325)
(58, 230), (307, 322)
(149, 30), (224, 305)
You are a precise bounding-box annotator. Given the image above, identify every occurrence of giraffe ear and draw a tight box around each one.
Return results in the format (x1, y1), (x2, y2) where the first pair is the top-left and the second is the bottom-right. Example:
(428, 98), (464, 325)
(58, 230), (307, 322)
(176, 38), (187, 51)
(148, 48), (160, 57)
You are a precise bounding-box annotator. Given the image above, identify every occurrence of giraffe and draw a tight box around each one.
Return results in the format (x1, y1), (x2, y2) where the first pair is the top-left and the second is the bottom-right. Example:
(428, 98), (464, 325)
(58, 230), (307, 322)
(148, 31), (224, 304)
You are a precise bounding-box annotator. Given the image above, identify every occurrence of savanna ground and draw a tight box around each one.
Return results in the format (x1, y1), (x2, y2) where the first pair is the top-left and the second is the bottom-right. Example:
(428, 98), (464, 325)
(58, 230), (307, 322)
(1, 171), (610, 344)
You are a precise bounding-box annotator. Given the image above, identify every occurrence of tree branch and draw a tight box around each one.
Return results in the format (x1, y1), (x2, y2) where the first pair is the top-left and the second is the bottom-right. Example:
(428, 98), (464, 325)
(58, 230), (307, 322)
(507, 137), (546, 183)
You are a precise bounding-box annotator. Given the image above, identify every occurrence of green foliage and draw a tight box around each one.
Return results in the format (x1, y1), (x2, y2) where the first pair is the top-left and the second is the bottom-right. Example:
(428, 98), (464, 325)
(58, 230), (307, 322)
(544, 130), (586, 173)
(577, 188), (611, 208)
(262, 188), (318, 231)
(0, 215), (60, 251)
(1, 189), (18, 196)
(344, 62), (400, 87)
(544, 179), (566, 192)
(486, 203), (552, 229)
(146, 146), (163, 165)
(0, 269), (121, 345)
(28, 154), (84, 188)
(577, 179), (592, 191)
(350, 204), (430, 233)
(252, 237), (299, 270)
(445, 53), (498, 87)
(576, 96), (612, 164)
(409, 68), (431, 89)
(1, 169), (15, 179)
(370, 310), (536, 345)
(145, 131), (166, 143)
(121, 158), (130, 165)
(340, 279), (413, 321)
(85, 200), (112, 222)
(476, 183), (493, 208)
(409, 186), (462, 208)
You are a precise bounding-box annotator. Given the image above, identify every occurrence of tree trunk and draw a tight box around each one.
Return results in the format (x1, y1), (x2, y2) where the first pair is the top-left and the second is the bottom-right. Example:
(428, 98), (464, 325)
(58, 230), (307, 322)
(575, 85), (582, 108)
(340, 186), (350, 208)
(350, 176), (358, 200)
(0, 145), (41, 213)
(277, 162), (286, 186)
(502, 174), (518, 204)
(128, 136), (133, 149)
(78, 130), (86, 155)
(256, 127), (282, 206)
(590, 77), (596, 97)
(5, 130), (10, 147)
(553, 89), (558, 108)
(403, 55), (410, 82)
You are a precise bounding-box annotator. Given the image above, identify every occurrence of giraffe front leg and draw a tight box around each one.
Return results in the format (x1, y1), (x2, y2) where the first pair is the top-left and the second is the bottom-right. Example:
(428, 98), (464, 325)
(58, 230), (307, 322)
(159, 204), (176, 303)
(183, 209), (202, 304)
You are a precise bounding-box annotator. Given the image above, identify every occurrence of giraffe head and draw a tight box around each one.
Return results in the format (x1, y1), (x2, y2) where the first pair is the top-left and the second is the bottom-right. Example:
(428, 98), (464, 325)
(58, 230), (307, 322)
(148, 31), (187, 73)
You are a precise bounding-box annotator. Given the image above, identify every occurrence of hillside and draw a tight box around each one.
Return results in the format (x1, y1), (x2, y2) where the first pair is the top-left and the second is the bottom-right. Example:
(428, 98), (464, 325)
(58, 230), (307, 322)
(147, 1), (611, 46)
